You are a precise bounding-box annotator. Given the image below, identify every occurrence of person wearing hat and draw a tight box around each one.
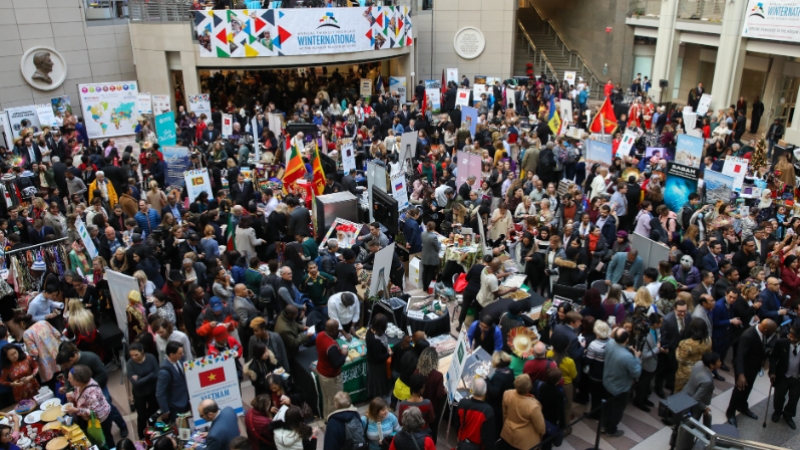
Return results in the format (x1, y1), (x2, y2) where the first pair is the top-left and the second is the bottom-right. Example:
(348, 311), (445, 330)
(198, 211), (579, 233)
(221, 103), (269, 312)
(196, 296), (239, 344)
(499, 301), (529, 354)
(208, 323), (243, 359)
(162, 269), (187, 325)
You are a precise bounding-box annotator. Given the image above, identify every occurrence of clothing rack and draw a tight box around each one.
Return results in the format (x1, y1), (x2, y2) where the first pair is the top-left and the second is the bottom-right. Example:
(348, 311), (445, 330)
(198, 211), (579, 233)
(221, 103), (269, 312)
(5, 237), (69, 256)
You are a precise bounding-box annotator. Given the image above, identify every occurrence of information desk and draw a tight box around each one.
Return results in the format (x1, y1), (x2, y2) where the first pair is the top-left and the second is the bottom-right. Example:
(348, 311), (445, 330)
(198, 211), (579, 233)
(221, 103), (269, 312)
(292, 336), (400, 417)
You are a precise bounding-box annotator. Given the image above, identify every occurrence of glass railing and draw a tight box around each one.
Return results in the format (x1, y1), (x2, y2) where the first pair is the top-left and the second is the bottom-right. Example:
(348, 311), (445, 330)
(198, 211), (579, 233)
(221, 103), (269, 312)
(84, 0), (130, 22)
(677, 0), (726, 21)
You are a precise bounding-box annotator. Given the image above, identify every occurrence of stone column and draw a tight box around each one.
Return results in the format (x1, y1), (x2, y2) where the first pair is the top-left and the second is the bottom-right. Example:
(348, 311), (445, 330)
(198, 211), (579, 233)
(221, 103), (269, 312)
(647, 0), (680, 104)
(710, 0), (748, 112)
(758, 56), (785, 136)
(783, 82), (800, 145)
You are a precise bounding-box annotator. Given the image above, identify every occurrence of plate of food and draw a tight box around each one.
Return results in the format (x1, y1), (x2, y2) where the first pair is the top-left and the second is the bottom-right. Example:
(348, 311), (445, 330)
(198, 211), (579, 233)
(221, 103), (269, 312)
(40, 399), (61, 410)
(23, 410), (42, 424)
(61, 402), (73, 413)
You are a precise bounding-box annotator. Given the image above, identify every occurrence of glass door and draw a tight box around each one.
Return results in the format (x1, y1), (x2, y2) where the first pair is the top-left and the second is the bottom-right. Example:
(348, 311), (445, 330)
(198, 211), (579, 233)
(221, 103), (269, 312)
(775, 76), (799, 128)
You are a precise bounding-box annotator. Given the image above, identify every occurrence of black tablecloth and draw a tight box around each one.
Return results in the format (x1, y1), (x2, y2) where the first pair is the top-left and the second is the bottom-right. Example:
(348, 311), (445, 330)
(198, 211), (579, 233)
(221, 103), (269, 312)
(404, 308), (451, 337)
(482, 290), (546, 323)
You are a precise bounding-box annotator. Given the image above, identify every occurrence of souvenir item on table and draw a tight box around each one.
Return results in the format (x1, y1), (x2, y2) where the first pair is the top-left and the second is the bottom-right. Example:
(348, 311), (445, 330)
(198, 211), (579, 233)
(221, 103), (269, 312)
(16, 399), (36, 414)
(508, 326), (539, 359)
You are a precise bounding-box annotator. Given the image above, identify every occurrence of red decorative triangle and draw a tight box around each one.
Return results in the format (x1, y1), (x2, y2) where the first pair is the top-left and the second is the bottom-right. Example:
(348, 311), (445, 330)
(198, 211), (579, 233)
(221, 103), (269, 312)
(255, 18), (267, 34)
(216, 29), (227, 43)
(278, 26), (292, 43)
(366, 28), (373, 39)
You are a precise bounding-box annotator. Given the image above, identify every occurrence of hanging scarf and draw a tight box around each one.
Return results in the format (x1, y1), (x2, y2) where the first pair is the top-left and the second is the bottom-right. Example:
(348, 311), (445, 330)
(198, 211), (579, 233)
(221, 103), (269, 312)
(588, 233), (600, 253)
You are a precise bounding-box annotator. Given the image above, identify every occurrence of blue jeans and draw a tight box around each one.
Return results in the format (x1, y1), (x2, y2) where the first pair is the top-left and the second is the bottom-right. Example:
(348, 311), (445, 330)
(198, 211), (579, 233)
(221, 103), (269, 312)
(101, 385), (128, 431)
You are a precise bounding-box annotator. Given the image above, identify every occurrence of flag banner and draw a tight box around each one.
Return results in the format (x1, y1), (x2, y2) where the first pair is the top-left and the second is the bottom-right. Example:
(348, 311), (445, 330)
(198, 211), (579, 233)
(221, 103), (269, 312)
(185, 169), (214, 202)
(311, 141), (326, 195)
(77, 82), (138, 139)
(185, 350), (244, 427)
(195, 6), (413, 58)
(589, 97), (617, 135)
(188, 94), (212, 117)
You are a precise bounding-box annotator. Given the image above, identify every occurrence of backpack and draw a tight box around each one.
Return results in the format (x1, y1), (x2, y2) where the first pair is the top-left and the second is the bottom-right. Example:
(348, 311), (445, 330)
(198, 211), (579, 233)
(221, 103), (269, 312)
(679, 205), (693, 230)
(667, 217), (682, 243)
(258, 276), (276, 307)
(531, 380), (564, 447)
(540, 149), (559, 173)
(342, 416), (367, 450)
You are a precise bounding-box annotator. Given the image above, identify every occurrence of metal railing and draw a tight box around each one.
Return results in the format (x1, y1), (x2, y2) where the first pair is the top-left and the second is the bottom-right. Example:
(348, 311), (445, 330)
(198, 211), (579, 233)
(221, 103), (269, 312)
(84, 0), (130, 21)
(629, 0), (662, 17)
(516, 19), (557, 82)
(129, 0), (194, 22)
(677, 0), (726, 21)
(524, 0), (602, 99)
(678, 416), (790, 450)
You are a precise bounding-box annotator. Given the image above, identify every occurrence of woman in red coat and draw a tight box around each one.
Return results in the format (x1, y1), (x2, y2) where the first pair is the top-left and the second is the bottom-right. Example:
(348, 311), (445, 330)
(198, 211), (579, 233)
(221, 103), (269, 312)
(780, 255), (800, 308)
(245, 395), (275, 450)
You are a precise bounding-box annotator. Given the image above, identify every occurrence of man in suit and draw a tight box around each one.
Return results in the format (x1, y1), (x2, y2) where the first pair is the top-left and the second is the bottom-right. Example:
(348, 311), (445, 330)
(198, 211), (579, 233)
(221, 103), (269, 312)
(230, 173), (254, 206)
(676, 352), (721, 448)
(726, 319), (778, 427)
(655, 299), (691, 397)
(198, 399), (240, 450)
(156, 341), (190, 423)
(414, 81), (425, 108)
(51, 156), (69, 201)
(732, 237), (759, 281)
(605, 250), (644, 287)
(711, 287), (743, 377)
(700, 241), (722, 274)
(341, 169), (358, 196)
(691, 270), (716, 306)
(27, 219), (55, 245)
(420, 221), (442, 291)
(202, 122), (221, 145)
(161, 193), (185, 221)
(714, 266), (739, 301)
(770, 326), (800, 429)
(287, 196), (311, 237)
(693, 294), (715, 338)
(553, 311), (584, 364)
(759, 276), (789, 323)
(21, 136), (42, 168)
(459, 175), (476, 201)
(98, 226), (125, 262)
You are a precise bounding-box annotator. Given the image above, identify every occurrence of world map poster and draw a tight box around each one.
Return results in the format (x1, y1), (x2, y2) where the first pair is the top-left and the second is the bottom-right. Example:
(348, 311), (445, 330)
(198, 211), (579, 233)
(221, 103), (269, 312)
(78, 81), (139, 139)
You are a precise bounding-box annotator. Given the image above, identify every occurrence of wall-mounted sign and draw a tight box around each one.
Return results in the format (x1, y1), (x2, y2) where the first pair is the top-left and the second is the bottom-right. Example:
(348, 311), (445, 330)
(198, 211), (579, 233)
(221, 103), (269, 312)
(743, 0), (800, 43)
(453, 27), (485, 60)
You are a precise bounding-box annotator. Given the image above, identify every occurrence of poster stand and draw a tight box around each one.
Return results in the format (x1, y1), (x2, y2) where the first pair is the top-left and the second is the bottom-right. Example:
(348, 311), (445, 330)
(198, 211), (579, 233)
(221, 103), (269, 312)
(366, 270), (399, 327)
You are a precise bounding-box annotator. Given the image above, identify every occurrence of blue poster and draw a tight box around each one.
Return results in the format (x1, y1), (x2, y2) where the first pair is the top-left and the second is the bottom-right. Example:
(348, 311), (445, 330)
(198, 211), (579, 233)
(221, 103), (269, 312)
(675, 134), (703, 168)
(462, 106), (479, 137)
(585, 139), (613, 176)
(162, 146), (192, 188)
(155, 112), (177, 146)
(665, 174), (698, 214)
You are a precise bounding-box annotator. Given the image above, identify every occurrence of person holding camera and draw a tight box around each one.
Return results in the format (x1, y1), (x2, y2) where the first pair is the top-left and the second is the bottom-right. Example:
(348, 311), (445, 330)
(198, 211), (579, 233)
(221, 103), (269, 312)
(602, 327), (642, 437)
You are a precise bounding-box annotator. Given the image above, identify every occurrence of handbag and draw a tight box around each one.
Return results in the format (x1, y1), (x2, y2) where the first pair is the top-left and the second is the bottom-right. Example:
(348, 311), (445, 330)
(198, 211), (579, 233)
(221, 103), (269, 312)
(85, 410), (107, 449)
(453, 273), (468, 293)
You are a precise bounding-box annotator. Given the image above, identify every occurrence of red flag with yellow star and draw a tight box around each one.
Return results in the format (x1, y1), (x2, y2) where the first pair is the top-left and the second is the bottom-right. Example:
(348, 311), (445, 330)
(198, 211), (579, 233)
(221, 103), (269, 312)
(198, 367), (226, 387)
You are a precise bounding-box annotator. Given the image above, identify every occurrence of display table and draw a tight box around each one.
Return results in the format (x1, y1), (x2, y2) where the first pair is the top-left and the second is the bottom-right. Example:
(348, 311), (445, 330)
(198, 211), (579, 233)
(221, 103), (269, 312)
(404, 307), (451, 337)
(482, 291), (546, 323)
(442, 244), (482, 271)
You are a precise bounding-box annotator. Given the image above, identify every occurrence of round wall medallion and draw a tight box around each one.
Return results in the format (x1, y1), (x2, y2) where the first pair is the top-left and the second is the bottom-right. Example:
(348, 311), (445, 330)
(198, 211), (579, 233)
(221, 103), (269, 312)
(20, 47), (67, 91)
(453, 27), (486, 60)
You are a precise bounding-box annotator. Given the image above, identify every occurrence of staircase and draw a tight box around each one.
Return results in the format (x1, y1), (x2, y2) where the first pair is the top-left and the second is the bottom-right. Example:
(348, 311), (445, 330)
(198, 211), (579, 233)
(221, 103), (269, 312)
(515, 5), (602, 99)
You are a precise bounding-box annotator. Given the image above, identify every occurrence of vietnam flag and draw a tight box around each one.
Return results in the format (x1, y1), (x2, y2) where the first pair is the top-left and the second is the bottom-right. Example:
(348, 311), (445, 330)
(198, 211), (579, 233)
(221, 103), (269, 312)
(311, 141), (326, 196)
(282, 135), (307, 193)
(199, 367), (226, 388)
(590, 97), (618, 135)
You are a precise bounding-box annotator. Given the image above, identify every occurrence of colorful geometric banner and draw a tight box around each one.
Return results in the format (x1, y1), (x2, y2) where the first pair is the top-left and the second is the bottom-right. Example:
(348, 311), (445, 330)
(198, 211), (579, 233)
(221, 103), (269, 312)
(195, 6), (413, 58)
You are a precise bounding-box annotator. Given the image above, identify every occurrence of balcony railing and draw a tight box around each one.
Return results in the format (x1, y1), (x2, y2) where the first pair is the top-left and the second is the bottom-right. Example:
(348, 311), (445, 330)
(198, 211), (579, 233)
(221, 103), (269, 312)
(629, 0), (726, 21)
(84, 0), (130, 22)
(129, 0), (193, 22)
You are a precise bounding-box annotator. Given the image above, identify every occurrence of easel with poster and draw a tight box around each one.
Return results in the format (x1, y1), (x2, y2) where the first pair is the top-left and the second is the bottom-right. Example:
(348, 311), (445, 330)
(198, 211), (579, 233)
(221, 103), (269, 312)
(442, 330), (492, 443)
(319, 218), (369, 250)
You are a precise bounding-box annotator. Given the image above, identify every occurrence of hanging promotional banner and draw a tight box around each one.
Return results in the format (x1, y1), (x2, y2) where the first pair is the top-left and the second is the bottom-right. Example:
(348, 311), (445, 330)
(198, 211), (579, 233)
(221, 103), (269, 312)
(152, 94), (171, 116)
(665, 164), (699, 214)
(446, 68), (458, 84)
(666, 162), (699, 182)
(341, 141), (356, 175)
(564, 71), (576, 86)
(185, 350), (244, 428)
(137, 93), (153, 115)
(456, 152), (482, 191)
(222, 114), (233, 137)
(162, 146), (192, 188)
(35, 104), (58, 129)
(424, 88), (441, 113)
(360, 78), (373, 97)
(722, 156), (749, 191)
(618, 129), (637, 157)
(0, 112), (12, 150)
(455, 88), (470, 107)
(5, 106), (42, 135)
(675, 134), (703, 168)
(696, 93), (712, 116)
(77, 81), (138, 139)
(195, 7), (413, 58)
(155, 112), (177, 146)
(742, 0), (800, 43)
(390, 172), (409, 211)
(188, 94), (211, 117)
(389, 76), (407, 104)
(75, 217), (98, 259)
(185, 168), (214, 202)
(50, 95), (72, 116)
(105, 269), (139, 342)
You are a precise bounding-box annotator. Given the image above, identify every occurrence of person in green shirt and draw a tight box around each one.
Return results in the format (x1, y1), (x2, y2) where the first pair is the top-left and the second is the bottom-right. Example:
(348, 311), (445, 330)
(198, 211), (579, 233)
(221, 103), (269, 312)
(298, 234), (319, 261)
(301, 261), (335, 312)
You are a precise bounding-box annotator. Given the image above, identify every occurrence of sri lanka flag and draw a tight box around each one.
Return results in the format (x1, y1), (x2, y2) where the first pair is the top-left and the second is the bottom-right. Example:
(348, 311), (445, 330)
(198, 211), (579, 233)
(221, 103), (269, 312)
(311, 141), (326, 196)
(547, 96), (561, 135)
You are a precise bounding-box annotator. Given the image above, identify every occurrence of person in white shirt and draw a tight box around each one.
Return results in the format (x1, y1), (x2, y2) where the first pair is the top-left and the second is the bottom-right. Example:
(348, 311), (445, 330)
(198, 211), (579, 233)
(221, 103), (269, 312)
(152, 318), (194, 363)
(327, 292), (360, 340)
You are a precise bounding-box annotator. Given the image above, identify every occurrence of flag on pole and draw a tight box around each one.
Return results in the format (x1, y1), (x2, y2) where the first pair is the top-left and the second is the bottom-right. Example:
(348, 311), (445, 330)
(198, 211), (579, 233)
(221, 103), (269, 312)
(421, 91), (427, 115)
(547, 96), (561, 135)
(226, 211), (236, 251)
(376, 74), (384, 94)
(282, 135), (307, 193)
(311, 140), (326, 196)
(590, 97), (618, 135)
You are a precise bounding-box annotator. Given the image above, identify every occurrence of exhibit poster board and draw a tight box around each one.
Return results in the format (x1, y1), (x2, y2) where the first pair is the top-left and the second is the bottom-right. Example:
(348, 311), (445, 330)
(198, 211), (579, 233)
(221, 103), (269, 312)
(6, 106), (42, 134)
(456, 152), (482, 193)
(665, 163), (699, 214)
(444, 329), (470, 402)
(456, 88), (470, 107)
(559, 99), (572, 125)
(188, 94), (212, 117)
(389, 77), (407, 104)
(585, 139), (613, 175)
(446, 68), (458, 84)
(78, 81), (138, 139)
(222, 114), (233, 137)
(75, 217), (98, 259)
(51, 95), (72, 115)
(630, 232), (671, 271)
(462, 106), (478, 137)
(340, 140), (356, 174)
(185, 169), (214, 203)
(704, 170), (735, 204)
(696, 93), (712, 116)
(675, 134), (703, 168)
(369, 243), (396, 295)
(155, 112), (177, 146)
(162, 146), (192, 188)
(472, 84), (486, 106)
(185, 350), (244, 427)
(398, 131), (416, 166)
(152, 94), (171, 116)
(390, 173), (409, 212)
(617, 129), (637, 157)
(425, 88), (441, 113)
(105, 269), (140, 342)
(35, 104), (57, 129)
(722, 156), (749, 191)
(137, 93), (152, 115)
(564, 71), (576, 86)
(360, 78), (373, 97)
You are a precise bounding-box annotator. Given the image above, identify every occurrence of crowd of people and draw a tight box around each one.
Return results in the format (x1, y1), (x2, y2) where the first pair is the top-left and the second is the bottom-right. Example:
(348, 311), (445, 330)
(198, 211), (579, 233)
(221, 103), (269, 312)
(0, 61), (799, 450)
